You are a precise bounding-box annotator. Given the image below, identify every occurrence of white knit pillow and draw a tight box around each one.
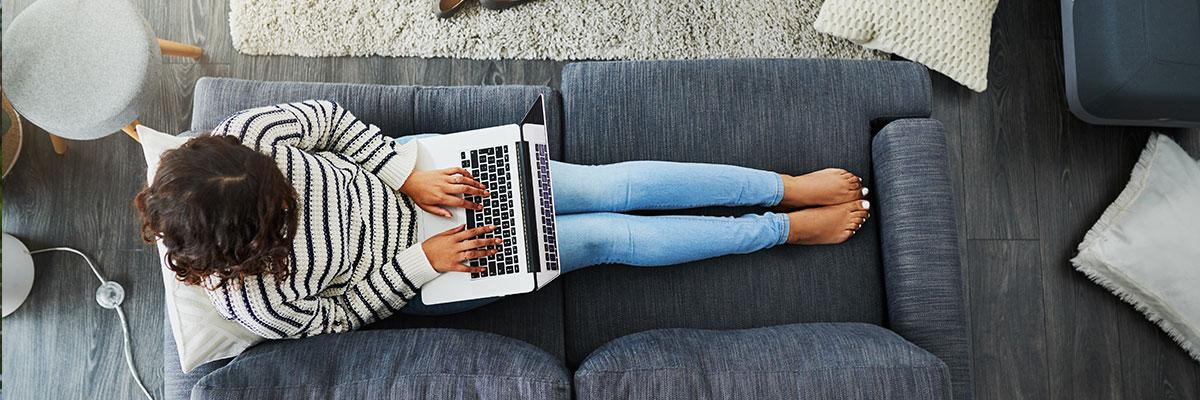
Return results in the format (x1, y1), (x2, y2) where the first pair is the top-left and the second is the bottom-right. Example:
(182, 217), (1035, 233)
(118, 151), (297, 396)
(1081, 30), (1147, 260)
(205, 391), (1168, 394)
(1072, 133), (1200, 362)
(814, 0), (999, 92)
(138, 125), (264, 372)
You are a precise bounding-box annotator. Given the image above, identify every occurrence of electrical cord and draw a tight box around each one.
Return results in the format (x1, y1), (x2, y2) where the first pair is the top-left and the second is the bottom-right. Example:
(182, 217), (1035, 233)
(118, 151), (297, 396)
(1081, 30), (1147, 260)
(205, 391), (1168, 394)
(30, 247), (155, 400)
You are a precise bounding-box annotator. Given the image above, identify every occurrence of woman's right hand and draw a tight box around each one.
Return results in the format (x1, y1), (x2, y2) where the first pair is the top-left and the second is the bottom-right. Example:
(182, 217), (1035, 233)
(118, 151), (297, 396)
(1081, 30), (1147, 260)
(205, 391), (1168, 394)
(422, 224), (502, 273)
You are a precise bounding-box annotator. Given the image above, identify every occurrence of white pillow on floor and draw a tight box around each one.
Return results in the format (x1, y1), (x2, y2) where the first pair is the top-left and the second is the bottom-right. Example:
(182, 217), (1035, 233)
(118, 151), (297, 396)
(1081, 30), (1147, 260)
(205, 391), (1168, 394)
(814, 0), (999, 92)
(138, 125), (264, 372)
(1072, 133), (1200, 362)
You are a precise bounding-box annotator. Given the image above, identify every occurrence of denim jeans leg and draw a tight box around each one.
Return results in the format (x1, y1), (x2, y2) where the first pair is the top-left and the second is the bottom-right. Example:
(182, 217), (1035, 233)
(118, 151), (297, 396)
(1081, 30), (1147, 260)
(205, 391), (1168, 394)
(551, 160), (784, 214)
(557, 211), (789, 273)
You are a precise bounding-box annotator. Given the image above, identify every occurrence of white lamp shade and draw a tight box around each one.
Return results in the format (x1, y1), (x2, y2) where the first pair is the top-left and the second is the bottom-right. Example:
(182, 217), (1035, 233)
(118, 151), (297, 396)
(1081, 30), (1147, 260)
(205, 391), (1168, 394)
(3, 233), (36, 316)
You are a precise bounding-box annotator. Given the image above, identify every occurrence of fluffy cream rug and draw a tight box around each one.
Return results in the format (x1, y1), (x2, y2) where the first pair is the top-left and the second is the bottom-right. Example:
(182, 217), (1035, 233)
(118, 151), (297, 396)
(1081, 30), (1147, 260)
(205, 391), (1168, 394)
(229, 0), (886, 61)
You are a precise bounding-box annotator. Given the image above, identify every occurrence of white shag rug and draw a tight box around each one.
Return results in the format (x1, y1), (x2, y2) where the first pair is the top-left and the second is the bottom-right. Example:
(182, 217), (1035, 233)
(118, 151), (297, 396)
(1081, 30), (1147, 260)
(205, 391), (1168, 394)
(228, 0), (886, 61)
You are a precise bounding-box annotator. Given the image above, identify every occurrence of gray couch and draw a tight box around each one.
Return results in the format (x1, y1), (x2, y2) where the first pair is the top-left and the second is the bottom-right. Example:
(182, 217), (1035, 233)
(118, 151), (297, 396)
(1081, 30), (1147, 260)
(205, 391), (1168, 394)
(164, 59), (971, 400)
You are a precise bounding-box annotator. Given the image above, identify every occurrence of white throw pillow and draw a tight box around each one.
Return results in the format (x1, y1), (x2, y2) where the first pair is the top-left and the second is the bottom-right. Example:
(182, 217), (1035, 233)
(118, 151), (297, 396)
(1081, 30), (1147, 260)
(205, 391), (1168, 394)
(138, 125), (264, 373)
(1072, 133), (1200, 362)
(814, 0), (999, 92)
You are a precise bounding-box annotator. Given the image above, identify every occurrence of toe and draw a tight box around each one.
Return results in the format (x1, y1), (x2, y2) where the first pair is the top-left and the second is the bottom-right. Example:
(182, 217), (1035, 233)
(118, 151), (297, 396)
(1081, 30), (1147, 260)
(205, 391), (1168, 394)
(824, 169), (849, 177)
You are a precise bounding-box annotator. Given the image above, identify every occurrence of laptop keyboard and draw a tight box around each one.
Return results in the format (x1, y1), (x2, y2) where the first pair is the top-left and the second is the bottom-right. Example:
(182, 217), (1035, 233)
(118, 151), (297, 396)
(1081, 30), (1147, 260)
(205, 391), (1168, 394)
(461, 146), (518, 279)
(534, 143), (559, 271)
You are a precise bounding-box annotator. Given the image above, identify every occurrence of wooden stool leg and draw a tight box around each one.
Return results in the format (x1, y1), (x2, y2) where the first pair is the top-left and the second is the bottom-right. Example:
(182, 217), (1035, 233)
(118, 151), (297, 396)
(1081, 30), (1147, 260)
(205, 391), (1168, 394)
(48, 134), (68, 155)
(158, 39), (203, 59)
(122, 120), (141, 142)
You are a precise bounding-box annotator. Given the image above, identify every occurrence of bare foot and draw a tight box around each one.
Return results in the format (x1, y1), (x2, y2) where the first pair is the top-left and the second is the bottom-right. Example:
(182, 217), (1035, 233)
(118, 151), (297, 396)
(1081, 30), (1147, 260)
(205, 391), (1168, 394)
(786, 200), (871, 245)
(779, 168), (866, 209)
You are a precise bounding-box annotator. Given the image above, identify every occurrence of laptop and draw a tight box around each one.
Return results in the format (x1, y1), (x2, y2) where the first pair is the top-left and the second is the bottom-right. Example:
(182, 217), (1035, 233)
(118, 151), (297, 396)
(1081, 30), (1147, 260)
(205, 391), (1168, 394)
(413, 96), (561, 305)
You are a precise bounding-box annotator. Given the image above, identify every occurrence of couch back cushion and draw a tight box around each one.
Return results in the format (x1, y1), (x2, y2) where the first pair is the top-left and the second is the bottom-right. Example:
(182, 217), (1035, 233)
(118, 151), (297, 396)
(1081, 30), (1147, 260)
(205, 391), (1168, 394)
(193, 329), (571, 400)
(574, 323), (951, 400)
(187, 78), (566, 360)
(559, 59), (931, 366)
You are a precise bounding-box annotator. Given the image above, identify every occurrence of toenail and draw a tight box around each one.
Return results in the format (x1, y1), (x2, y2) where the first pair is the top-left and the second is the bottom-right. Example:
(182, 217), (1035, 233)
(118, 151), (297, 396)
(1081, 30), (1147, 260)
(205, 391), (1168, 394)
(862, 187), (869, 196)
(862, 200), (871, 210)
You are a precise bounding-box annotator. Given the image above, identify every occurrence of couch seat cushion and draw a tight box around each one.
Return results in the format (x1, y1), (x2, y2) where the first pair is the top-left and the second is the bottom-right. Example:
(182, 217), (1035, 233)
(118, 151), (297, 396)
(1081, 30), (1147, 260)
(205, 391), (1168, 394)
(574, 323), (950, 400)
(558, 59), (932, 366)
(192, 329), (570, 400)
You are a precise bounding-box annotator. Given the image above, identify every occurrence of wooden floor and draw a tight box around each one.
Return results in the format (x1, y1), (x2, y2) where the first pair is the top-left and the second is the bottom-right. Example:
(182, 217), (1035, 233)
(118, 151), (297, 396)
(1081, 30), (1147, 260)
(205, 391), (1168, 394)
(3, 0), (1198, 399)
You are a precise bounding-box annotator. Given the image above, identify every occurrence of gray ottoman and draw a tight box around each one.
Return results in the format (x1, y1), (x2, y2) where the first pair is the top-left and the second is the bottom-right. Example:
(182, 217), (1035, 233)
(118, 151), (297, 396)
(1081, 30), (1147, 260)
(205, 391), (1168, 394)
(191, 329), (571, 400)
(574, 323), (951, 400)
(1062, 0), (1200, 127)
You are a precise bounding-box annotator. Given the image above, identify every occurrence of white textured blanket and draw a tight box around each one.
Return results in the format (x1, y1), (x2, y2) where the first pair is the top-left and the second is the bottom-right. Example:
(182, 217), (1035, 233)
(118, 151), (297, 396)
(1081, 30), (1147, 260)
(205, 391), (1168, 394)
(229, 0), (885, 61)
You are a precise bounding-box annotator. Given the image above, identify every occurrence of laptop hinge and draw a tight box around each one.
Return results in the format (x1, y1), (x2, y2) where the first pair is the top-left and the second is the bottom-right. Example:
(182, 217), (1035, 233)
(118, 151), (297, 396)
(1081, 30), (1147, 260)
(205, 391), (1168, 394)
(515, 139), (543, 284)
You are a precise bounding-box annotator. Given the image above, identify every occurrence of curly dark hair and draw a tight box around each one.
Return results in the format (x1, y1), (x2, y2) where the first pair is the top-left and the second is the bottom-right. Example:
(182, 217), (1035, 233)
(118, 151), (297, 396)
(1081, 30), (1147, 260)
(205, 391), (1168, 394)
(135, 135), (298, 289)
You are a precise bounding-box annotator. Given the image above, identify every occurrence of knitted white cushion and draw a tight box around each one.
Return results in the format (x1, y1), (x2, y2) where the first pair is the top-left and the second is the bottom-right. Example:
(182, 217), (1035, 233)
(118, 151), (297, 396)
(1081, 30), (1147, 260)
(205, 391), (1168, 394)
(814, 0), (999, 92)
(138, 126), (264, 373)
(1072, 133), (1200, 362)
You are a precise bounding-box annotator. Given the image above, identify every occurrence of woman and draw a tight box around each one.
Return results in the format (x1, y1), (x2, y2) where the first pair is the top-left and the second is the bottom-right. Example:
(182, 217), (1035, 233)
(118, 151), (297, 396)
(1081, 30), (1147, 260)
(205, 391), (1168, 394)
(135, 100), (869, 339)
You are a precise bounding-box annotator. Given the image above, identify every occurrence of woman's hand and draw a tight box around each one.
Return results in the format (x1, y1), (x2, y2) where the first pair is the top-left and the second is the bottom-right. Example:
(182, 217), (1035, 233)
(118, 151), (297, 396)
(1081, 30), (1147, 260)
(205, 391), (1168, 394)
(422, 225), (502, 273)
(400, 168), (489, 218)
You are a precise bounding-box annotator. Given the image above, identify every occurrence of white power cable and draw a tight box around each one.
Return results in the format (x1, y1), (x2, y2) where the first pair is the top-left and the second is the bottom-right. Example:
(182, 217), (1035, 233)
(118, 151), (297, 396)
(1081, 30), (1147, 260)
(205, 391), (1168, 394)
(29, 247), (155, 400)
(30, 247), (104, 283)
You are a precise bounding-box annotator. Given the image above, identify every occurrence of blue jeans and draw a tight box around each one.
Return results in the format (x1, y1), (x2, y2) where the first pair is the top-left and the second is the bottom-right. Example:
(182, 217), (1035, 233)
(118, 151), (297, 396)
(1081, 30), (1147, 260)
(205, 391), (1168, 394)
(394, 135), (789, 316)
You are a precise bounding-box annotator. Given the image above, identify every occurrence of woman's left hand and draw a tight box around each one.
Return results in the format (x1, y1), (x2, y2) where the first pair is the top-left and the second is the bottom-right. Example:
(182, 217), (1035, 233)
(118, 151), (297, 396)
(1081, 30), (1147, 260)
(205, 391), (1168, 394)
(399, 168), (489, 218)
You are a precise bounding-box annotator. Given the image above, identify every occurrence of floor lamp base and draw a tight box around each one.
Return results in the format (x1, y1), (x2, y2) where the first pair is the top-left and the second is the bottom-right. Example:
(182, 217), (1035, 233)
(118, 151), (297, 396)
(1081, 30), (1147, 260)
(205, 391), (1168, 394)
(3, 233), (36, 317)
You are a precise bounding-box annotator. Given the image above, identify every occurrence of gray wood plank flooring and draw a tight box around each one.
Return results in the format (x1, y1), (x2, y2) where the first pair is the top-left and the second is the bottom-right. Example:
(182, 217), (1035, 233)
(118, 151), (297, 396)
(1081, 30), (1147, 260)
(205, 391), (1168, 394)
(3, 0), (1199, 399)
(966, 240), (1049, 400)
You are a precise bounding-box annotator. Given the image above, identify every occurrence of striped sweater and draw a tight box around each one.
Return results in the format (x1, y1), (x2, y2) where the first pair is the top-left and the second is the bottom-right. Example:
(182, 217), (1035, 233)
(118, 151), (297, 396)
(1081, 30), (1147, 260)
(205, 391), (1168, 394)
(205, 100), (440, 339)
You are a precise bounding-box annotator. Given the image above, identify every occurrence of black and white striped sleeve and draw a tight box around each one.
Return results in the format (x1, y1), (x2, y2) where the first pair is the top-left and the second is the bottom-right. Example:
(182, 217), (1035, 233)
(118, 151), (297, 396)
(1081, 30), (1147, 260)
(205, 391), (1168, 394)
(204, 245), (437, 339)
(212, 100), (418, 191)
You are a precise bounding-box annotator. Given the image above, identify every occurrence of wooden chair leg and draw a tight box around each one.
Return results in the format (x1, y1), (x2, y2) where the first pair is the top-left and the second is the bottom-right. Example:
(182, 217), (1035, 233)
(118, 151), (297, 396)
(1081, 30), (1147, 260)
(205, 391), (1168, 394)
(122, 120), (141, 142)
(48, 134), (68, 155)
(48, 120), (140, 155)
(158, 39), (203, 59)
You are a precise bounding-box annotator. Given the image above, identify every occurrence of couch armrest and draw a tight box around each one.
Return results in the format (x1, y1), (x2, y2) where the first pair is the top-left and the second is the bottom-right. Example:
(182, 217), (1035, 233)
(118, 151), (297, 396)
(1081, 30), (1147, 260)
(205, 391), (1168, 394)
(872, 119), (972, 400)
